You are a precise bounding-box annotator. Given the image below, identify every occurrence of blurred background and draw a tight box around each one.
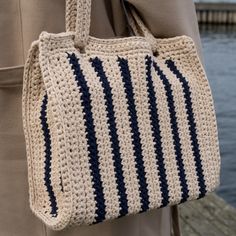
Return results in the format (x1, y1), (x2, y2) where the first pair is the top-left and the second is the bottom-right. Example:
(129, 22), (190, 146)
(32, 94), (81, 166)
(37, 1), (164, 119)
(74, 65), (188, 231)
(194, 0), (236, 207)
(179, 1), (236, 235)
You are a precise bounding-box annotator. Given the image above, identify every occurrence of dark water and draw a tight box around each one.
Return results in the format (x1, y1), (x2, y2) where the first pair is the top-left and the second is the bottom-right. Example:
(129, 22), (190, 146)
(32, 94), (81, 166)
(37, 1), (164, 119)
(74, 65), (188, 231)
(199, 24), (236, 207)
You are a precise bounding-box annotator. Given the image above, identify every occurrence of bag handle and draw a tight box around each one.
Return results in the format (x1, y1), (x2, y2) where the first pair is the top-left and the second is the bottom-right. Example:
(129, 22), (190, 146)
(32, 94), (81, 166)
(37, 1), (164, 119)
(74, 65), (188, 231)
(66, 0), (91, 50)
(124, 4), (157, 53)
(65, 0), (157, 53)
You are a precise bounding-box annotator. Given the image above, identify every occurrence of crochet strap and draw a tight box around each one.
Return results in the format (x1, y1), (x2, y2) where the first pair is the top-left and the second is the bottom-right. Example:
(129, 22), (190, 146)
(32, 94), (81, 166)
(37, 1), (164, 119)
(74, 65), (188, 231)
(66, 0), (91, 49)
(65, 0), (157, 52)
(125, 5), (157, 52)
(65, 0), (77, 33)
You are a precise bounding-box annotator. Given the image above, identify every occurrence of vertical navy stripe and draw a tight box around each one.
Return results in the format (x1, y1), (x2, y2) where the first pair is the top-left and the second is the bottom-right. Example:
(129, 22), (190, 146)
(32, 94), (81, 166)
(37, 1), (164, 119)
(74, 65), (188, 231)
(90, 57), (129, 217)
(117, 57), (150, 212)
(145, 56), (170, 207)
(67, 53), (106, 223)
(40, 94), (58, 216)
(166, 59), (207, 198)
(153, 61), (190, 203)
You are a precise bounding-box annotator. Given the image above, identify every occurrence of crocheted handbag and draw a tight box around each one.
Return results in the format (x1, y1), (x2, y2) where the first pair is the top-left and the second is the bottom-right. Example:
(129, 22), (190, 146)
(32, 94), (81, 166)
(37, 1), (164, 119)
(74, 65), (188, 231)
(22, 0), (221, 230)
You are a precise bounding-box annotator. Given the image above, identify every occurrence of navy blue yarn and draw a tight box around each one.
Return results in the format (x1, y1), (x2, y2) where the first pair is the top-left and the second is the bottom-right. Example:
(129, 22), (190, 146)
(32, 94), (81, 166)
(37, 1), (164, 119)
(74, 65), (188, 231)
(165, 59), (207, 199)
(60, 175), (64, 192)
(153, 61), (190, 203)
(117, 57), (150, 212)
(145, 56), (170, 207)
(67, 53), (106, 223)
(40, 94), (58, 216)
(90, 57), (129, 217)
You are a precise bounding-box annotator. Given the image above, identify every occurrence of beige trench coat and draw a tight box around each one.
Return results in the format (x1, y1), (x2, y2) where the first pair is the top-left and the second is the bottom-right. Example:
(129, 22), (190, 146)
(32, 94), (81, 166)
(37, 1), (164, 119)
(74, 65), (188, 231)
(0, 0), (201, 236)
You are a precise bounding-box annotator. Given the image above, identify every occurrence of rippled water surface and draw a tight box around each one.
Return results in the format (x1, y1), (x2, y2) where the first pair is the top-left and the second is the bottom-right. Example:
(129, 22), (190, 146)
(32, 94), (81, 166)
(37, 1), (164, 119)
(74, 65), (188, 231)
(200, 25), (236, 207)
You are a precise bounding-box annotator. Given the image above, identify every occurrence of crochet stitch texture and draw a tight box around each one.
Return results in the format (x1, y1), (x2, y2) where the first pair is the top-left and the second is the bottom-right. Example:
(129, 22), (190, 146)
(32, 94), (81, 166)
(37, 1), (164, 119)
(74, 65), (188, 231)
(22, 0), (221, 230)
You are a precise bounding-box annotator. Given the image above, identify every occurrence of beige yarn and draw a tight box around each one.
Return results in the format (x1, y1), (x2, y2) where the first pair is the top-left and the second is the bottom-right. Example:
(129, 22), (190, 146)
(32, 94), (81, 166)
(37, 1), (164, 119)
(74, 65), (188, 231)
(66, 0), (91, 49)
(22, 0), (221, 230)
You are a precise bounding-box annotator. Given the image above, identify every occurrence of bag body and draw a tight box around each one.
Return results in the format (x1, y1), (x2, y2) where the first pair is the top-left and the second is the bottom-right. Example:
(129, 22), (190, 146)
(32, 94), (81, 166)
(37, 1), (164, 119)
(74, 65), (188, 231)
(22, 0), (221, 230)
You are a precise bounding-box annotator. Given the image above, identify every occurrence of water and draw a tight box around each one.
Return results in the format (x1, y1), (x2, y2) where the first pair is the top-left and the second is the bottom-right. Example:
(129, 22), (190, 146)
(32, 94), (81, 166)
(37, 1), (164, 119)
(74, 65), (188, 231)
(199, 25), (236, 207)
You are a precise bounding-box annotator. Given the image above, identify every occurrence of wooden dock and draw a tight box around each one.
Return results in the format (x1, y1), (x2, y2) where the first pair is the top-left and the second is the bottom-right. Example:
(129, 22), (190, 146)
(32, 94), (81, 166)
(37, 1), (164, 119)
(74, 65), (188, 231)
(195, 3), (236, 24)
(179, 193), (236, 236)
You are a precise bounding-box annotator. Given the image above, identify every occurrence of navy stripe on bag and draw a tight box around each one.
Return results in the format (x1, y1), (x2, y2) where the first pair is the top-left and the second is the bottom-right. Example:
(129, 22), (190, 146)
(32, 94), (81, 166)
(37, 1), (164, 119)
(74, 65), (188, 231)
(118, 57), (150, 212)
(166, 59), (207, 198)
(153, 61), (190, 203)
(90, 57), (129, 217)
(40, 94), (58, 217)
(145, 56), (170, 207)
(68, 53), (106, 223)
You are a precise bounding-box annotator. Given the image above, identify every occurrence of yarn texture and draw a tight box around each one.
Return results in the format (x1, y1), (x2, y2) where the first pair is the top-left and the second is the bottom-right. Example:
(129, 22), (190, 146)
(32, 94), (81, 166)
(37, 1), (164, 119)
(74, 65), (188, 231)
(22, 0), (221, 230)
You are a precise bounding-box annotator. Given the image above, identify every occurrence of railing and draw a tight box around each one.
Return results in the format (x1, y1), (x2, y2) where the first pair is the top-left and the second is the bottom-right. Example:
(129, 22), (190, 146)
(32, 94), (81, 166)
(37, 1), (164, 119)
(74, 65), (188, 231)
(195, 3), (236, 24)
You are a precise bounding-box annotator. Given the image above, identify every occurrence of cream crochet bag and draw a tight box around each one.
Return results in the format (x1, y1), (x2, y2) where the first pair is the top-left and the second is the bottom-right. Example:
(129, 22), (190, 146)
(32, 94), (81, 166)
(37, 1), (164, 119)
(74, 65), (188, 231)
(22, 0), (221, 230)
